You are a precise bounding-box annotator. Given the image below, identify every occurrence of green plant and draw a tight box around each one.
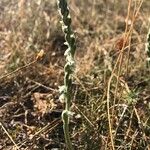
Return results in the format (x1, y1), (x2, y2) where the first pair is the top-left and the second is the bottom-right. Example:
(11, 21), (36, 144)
(57, 0), (76, 149)
(146, 27), (150, 67)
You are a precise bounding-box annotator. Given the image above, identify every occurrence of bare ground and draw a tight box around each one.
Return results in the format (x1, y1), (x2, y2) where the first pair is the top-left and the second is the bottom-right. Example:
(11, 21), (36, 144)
(0, 0), (150, 150)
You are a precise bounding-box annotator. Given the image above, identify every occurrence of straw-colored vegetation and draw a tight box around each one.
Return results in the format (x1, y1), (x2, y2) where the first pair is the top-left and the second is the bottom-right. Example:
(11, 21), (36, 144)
(0, 0), (150, 149)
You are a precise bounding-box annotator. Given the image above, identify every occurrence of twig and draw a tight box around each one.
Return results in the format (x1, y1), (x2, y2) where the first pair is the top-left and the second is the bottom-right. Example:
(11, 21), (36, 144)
(0, 122), (20, 150)
(0, 50), (44, 80)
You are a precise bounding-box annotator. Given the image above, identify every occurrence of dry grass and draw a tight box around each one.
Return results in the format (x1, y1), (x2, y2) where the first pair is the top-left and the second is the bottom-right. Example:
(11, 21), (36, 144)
(0, 0), (150, 149)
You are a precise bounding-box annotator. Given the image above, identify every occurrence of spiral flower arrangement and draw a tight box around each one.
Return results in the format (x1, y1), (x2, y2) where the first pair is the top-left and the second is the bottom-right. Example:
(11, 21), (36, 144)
(57, 0), (76, 149)
(146, 27), (150, 67)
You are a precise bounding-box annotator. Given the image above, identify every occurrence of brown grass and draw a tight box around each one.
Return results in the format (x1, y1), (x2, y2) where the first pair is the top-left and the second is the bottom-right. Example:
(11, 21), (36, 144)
(0, 0), (150, 149)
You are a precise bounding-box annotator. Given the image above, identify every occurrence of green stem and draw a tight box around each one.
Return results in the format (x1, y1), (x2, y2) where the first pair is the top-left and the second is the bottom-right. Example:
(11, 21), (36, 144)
(62, 110), (73, 150)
